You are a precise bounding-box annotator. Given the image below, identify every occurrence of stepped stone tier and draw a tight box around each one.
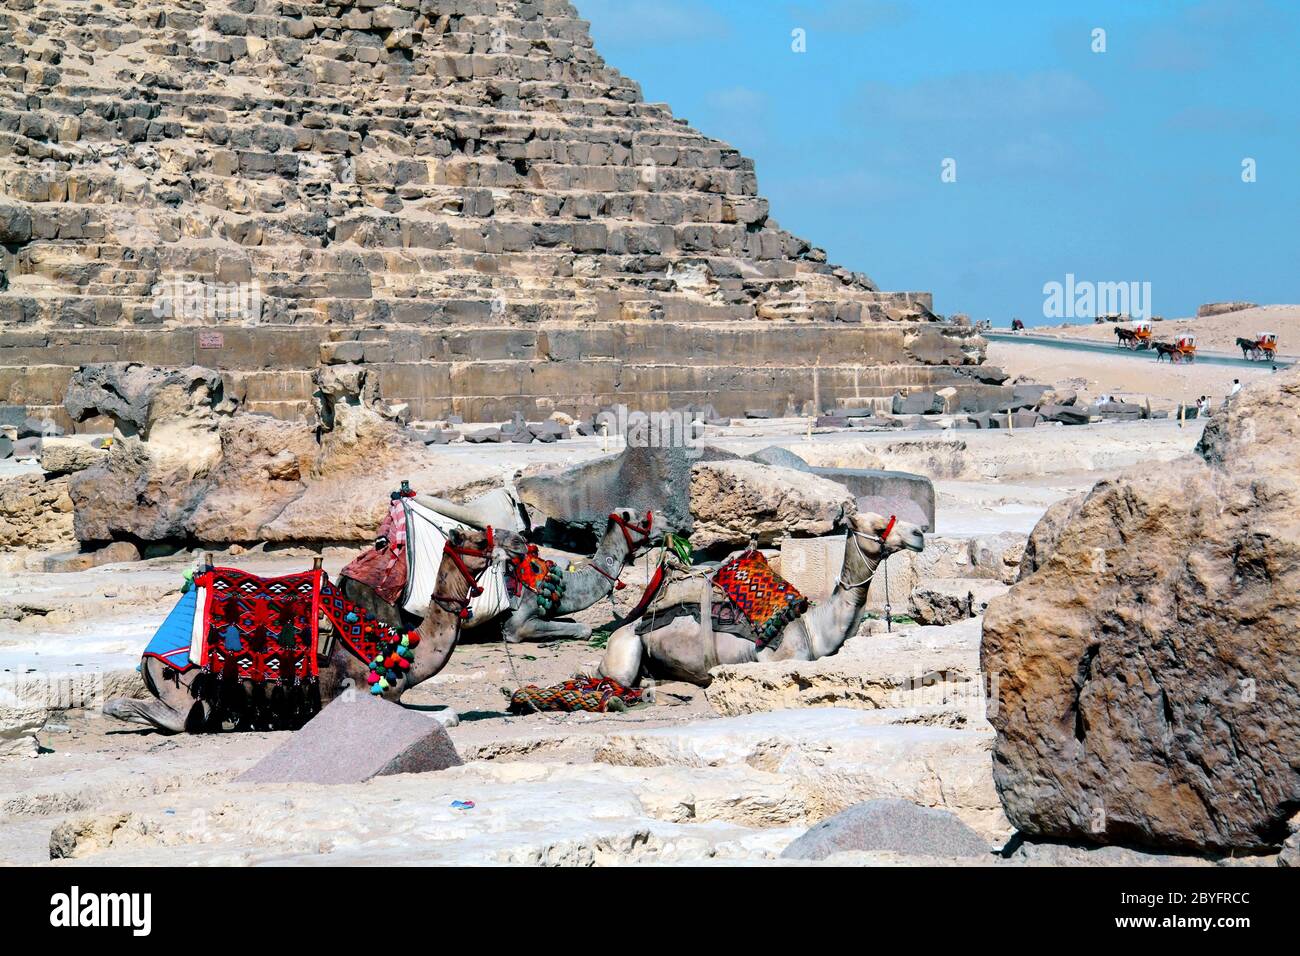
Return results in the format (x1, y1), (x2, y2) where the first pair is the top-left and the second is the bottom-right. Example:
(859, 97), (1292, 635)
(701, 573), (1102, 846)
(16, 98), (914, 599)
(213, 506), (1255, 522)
(0, 0), (990, 427)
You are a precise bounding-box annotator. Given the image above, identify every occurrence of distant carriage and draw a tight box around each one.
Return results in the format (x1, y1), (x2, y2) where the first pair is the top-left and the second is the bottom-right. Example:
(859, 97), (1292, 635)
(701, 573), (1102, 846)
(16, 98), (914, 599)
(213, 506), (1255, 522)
(1171, 334), (1197, 363)
(1115, 320), (1153, 350)
(1237, 332), (1277, 362)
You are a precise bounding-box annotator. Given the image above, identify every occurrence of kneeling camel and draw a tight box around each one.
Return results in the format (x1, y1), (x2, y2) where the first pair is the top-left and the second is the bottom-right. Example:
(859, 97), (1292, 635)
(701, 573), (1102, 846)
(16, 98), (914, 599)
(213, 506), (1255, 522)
(103, 527), (515, 733)
(598, 513), (925, 687)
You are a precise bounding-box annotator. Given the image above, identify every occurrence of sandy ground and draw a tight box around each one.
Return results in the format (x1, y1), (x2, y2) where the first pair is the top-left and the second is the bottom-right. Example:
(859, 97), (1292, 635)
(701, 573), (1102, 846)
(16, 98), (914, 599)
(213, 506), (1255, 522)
(0, 415), (1229, 866)
(987, 340), (1279, 410)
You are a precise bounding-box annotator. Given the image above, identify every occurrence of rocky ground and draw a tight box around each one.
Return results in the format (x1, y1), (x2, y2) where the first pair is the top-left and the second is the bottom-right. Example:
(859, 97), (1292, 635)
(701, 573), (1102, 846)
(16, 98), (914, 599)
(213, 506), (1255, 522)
(2, 409), (1252, 866)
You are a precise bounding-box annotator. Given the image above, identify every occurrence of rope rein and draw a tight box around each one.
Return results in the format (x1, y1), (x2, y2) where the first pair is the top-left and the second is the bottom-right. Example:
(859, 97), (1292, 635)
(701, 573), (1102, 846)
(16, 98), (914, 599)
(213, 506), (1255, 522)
(841, 516), (898, 632)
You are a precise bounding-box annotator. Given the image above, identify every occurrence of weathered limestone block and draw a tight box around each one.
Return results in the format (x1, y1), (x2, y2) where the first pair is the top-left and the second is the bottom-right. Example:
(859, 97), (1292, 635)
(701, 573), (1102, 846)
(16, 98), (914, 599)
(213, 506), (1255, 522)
(0, 474), (76, 550)
(982, 370), (1300, 852)
(689, 460), (855, 550)
(595, 708), (1009, 838)
(38, 437), (106, 476)
(704, 619), (986, 719)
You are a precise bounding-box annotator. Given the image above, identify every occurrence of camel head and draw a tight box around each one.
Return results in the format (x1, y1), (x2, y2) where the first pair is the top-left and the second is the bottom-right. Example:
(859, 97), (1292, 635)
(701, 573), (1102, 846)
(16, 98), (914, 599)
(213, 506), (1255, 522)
(848, 512), (925, 557)
(491, 527), (529, 561)
(606, 507), (664, 555)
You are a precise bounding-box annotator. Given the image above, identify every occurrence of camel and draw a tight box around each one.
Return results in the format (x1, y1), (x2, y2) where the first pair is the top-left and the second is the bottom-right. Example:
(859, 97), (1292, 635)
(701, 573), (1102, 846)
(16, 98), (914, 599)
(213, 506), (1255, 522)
(597, 512), (925, 687)
(103, 527), (513, 734)
(495, 508), (661, 643)
(388, 494), (662, 642)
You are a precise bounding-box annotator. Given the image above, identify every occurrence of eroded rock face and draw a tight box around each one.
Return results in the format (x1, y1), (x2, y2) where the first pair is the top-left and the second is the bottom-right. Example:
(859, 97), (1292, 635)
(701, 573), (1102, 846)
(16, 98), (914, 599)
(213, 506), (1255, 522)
(689, 460), (855, 550)
(64, 363), (229, 440)
(982, 370), (1300, 852)
(0, 473), (75, 550)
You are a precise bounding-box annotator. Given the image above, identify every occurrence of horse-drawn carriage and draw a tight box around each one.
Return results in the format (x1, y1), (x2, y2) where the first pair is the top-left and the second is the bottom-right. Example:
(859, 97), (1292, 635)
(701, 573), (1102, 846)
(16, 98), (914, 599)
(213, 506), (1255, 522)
(1115, 320), (1152, 350)
(1171, 334), (1197, 363)
(1237, 332), (1277, 362)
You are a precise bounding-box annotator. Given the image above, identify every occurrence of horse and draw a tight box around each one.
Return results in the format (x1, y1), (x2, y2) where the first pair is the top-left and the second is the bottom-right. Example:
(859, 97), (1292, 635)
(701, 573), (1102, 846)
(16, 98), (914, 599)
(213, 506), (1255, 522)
(1154, 342), (1178, 362)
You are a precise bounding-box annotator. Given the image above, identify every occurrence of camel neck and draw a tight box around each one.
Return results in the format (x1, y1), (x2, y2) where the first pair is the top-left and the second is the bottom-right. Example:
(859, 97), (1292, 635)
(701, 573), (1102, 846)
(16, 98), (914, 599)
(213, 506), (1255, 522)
(582, 527), (631, 589)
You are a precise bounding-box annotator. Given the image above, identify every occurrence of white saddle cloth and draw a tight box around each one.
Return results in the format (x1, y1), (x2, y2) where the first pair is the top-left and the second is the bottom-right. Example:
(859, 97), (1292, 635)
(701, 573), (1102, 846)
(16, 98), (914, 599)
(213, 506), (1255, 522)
(401, 498), (511, 626)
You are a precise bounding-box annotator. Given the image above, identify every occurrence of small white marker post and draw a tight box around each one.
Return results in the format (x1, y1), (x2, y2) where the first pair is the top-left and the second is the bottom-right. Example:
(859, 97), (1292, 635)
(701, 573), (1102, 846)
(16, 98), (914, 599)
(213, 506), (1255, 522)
(600, 421), (608, 453)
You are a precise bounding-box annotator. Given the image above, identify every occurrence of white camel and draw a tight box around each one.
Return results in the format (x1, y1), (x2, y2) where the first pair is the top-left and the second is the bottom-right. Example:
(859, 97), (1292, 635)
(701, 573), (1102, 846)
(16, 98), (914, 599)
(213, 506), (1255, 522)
(597, 512), (925, 686)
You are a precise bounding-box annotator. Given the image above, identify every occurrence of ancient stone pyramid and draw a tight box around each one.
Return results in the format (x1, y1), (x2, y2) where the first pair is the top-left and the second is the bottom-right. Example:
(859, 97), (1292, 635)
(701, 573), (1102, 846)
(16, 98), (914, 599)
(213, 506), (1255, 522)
(0, 0), (989, 425)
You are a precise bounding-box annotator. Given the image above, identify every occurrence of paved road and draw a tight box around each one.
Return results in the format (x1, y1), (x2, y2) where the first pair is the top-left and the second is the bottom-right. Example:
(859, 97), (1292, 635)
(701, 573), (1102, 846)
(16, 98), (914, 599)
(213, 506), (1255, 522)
(986, 331), (1293, 370)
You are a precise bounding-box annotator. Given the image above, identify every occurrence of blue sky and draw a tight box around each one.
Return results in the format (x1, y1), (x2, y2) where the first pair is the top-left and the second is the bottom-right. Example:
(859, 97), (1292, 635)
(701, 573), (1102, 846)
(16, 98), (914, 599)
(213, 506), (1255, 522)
(579, 0), (1299, 325)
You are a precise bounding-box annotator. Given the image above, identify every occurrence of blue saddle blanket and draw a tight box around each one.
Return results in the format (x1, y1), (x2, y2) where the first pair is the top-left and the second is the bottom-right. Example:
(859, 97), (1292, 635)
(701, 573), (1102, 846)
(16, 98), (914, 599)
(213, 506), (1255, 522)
(142, 588), (198, 671)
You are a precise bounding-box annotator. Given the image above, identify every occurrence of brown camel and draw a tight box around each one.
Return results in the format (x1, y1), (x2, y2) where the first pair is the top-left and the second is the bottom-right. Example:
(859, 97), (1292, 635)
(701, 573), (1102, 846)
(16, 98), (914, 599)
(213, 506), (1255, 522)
(102, 527), (516, 734)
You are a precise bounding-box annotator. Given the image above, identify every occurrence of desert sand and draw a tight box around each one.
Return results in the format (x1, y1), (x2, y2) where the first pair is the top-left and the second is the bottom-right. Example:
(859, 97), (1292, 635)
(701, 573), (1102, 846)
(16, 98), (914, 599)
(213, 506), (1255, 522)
(987, 340), (1278, 410)
(1035, 304), (1299, 358)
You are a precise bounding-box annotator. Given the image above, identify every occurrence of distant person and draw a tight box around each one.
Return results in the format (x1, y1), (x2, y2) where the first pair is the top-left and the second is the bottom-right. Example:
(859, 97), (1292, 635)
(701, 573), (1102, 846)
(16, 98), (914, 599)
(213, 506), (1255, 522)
(1011, 318), (1025, 332)
(1230, 379), (1242, 398)
(1196, 396), (1207, 418)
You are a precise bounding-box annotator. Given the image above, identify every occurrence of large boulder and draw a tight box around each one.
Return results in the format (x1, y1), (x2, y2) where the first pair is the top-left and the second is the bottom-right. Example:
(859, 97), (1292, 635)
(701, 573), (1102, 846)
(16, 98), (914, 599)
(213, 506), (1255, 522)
(64, 363), (229, 439)
(982, 370), (1300, 852)
(689, 460), (855, 550)
(780, 798), (989, 860)
(69, 437), (210, 543)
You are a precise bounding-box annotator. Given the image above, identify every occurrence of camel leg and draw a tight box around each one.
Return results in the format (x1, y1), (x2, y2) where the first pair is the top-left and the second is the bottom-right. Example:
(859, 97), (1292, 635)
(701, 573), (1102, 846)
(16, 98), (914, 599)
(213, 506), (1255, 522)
(508, 616), (592, 642)
(102, 658), (205, 734)
(102, 696), (190, 734)
(599, 624), (644, 687)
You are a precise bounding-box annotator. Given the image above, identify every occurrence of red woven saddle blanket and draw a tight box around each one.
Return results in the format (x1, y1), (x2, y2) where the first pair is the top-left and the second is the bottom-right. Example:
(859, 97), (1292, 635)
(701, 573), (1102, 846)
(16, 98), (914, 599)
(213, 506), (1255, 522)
(199, 568), (322, 684)
(198, 568), (410, 684)
(712, 550), (808, 650)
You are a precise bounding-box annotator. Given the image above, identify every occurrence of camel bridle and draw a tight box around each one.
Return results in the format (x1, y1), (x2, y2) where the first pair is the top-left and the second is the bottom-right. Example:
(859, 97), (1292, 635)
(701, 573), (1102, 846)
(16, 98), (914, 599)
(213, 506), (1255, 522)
(608, 510), (654, 552)
(591, 511), (655, 591)
(434, 526), (495, 619)
(843, 515), (898, 632)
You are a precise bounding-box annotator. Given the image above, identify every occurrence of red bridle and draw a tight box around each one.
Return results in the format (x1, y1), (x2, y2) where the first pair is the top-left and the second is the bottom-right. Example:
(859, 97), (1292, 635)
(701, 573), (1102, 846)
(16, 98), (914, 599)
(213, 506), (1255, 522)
(608, 510), (654, 551)
(434, 526), (494, 619)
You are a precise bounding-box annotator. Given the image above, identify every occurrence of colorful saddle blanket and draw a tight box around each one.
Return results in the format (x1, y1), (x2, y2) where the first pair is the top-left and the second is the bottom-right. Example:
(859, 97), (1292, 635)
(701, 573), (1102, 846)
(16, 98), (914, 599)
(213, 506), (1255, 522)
(198, 568), (323, 684)
(507, 677), (643, 714)
(712, 550), (808, 650)
(195, 568), (411, 681)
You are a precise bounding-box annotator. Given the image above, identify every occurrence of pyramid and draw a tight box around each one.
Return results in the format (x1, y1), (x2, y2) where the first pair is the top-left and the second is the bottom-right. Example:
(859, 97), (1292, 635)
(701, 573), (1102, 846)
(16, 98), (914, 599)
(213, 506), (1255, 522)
(0, 0), (992, 425)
